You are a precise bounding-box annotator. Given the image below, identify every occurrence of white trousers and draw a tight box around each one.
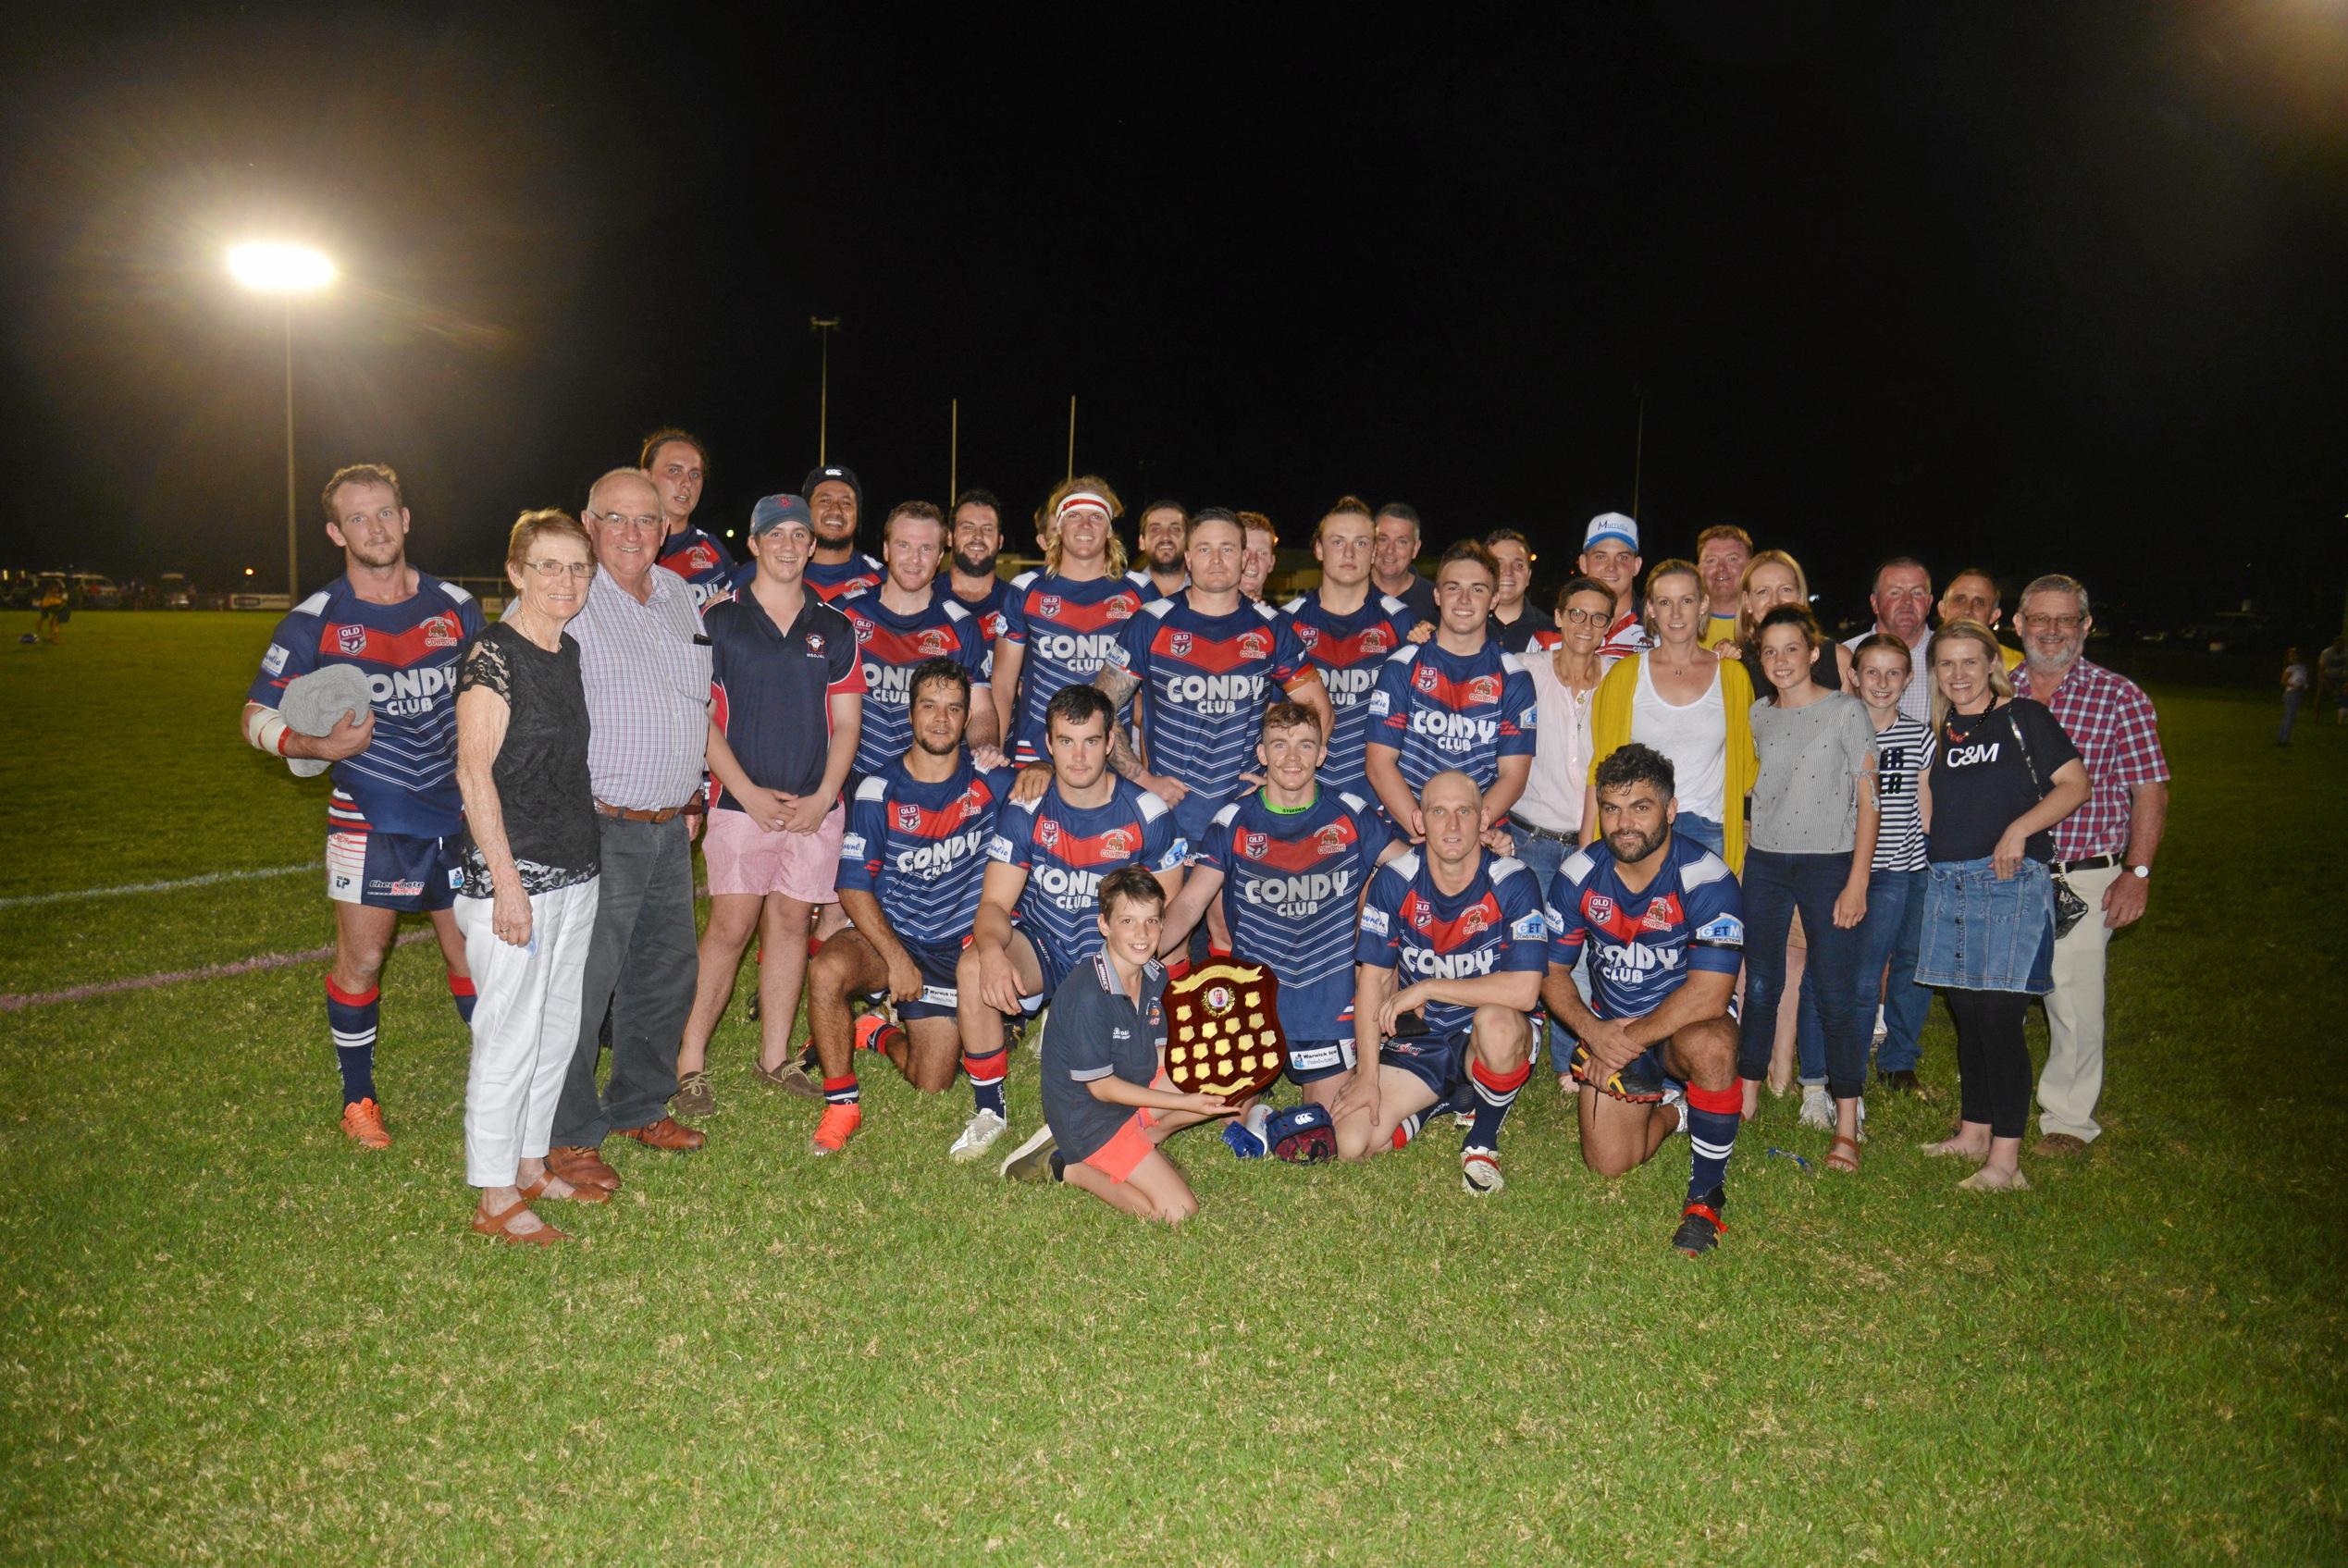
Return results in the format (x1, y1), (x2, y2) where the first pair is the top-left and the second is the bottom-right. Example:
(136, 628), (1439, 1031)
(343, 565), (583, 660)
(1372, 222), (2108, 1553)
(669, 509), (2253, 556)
(2037, 862), (2120, 1142)
(458, 877), (599, 1188)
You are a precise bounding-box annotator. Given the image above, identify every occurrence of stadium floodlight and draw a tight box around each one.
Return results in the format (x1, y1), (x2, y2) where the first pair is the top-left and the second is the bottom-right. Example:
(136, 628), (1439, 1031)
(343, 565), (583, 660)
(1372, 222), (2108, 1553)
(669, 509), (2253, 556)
(229, 241), (336, 599)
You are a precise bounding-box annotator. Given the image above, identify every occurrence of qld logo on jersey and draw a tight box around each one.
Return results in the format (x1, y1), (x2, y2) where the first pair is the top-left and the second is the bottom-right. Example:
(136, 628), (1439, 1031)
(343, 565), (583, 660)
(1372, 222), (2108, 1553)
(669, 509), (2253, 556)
(896, 802), (924, 832)
(1243, 831), (1269, 858)
(1169, 631), (1193, 656)
(1413, 664), (1440, 695)
(338, 624), (368, 655)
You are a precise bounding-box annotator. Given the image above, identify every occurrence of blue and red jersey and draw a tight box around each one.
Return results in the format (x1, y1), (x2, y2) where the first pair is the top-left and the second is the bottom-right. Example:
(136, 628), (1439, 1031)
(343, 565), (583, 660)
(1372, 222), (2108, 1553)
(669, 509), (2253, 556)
(1107, 595), (1315, 846)
(949, 575), (1013, 648)
(1354, 849), (1550, 1039)
(1545, 833), (1744, 1021)
(1281, 589), (1418, 794)
(801, 550), (886, 603)
(1364, 640), (1539, 799)
(837, 755), (1018, 949)
(997, 570), (1147, 762)
(705, 591), (862, 804)
(1201, 788), (1394, 1043)
(248, 573), (484, 838)
(1126, 567), (1183, 604)
(986, 777), (1185, 975)
(834, 587), (993, 777)
(655, 524), (737, 611)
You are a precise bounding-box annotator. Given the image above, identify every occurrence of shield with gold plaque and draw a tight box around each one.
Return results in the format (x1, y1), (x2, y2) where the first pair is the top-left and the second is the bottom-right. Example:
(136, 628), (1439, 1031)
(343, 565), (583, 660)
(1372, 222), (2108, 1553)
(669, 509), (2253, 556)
(1162, 958), (1288, 1104)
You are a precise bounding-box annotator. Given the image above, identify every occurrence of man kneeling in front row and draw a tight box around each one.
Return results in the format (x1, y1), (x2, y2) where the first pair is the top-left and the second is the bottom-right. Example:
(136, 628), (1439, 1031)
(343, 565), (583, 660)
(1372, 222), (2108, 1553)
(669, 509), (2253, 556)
(1336, 770), (1545, 1193)
(1543, 743), (1747, 1255)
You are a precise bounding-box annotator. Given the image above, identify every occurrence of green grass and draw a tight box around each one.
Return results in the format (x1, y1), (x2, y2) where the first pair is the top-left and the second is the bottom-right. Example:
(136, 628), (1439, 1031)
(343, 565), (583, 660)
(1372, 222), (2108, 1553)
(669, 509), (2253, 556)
(3, 612), (2344, 1564)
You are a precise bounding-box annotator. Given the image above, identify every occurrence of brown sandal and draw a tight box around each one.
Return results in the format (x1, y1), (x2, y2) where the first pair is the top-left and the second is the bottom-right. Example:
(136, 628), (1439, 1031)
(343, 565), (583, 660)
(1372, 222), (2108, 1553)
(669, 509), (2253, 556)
(471, 1195), (570, 1245)
(518, 1171), (609, 1204)
(1823, 1134), (1861, 1175)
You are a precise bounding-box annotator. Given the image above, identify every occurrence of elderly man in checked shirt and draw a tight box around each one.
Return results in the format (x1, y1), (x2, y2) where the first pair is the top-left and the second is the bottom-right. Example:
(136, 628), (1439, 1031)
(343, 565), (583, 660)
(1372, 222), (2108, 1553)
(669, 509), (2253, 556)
(543, 467), (716, 1195)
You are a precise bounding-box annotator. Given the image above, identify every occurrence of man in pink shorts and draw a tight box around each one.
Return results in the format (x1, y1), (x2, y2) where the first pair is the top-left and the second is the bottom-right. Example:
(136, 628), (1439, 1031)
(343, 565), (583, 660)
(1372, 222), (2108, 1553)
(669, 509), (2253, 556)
(677, 492), (865, 1093)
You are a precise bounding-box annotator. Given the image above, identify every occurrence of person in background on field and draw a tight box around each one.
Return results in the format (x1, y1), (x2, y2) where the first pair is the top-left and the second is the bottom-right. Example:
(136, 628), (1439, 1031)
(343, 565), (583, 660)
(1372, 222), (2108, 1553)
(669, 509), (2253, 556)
(1238, 511), (1279, 603)
(1848, 633), (1935, 1095)
(1588, 560), (1756, 871)
(1371, 501), (1440, 623)
(1735, 605), (1879, 1172)
(1579, 513), (1651, 662)
(640, 427), (734, 611)
(676, 493), (863, 1105)
(1129, 499), (1190, 603)
(1917, 618), (2088, 1191)
(1844, 557), (1934, 723)
(946, 488), (1013, 646)
(545, 469), (713, 1182)
(1693, 525), (1752, 651)
(2278, 648), (2310, 747)
(452, 510), (601, 1245)
(241, 462), (484, 1151)
(2009, 574), (2169, 1160)
(1938, 566), (2023, 672)
(1484, 529), (1543, 654)
(2316, 636), (2346, 723)
(33, 574), (68, 643)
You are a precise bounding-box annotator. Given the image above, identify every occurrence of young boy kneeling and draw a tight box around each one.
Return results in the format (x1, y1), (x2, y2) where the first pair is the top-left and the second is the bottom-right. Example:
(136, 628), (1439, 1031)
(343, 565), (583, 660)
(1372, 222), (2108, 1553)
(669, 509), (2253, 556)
(997, 866), (1237, 1222)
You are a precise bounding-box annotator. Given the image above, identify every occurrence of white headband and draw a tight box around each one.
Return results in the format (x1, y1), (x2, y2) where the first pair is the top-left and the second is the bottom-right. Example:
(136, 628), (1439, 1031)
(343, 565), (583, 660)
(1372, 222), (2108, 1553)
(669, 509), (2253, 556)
(1055, 491), (1111, 522)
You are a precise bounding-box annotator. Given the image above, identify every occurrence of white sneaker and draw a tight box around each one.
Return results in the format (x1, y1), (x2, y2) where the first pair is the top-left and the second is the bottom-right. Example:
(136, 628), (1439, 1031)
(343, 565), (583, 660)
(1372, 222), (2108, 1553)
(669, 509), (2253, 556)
(1462, 1145), (1504, 1195)
(950, 1107), (1007, 1162)
(1659, 1083), (1687, 1140)
(1798, 1085), (1835, 1130)
(1872, 1005), (1887, 1045)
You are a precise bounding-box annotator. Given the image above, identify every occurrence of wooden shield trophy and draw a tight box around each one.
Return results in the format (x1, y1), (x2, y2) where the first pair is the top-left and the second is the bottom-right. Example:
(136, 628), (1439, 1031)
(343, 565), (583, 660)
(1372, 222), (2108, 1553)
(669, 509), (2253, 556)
(1163, 959), (1288, 1103)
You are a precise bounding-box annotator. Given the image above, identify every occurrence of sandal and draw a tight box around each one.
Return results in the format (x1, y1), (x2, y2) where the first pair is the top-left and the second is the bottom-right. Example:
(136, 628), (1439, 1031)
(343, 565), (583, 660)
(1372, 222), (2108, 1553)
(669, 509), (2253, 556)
(1823, 1134), (1861, 1175)
(470, 1195), (569, 1246)
(517, 1171), (608, 1205)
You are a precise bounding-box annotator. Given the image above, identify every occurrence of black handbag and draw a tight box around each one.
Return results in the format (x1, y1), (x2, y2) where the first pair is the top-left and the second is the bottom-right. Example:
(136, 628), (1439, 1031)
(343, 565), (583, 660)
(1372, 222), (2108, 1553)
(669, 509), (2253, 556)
(2001, 705), (2091, 938)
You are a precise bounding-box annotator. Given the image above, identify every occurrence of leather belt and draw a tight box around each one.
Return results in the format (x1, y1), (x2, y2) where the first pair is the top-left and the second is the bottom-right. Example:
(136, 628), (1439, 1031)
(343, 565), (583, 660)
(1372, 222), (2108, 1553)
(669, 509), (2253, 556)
(595, 799), (697, 824)
(1515, 821), (1579, 846)
(2053, 852), (2119, 874)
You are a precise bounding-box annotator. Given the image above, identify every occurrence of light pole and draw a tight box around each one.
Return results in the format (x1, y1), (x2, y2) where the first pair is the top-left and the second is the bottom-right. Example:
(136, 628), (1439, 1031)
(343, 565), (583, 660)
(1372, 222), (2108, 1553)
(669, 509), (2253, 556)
(229, 242), (335, 600)
(809, 315), (841, 463)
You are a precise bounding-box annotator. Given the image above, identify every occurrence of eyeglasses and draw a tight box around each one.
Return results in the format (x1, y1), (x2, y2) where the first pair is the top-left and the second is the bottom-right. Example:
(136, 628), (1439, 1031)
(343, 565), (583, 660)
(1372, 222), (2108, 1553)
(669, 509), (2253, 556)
(590, 511), (662, 531)
(525, 560), (593, 578)
(2020, 612), (2083, 631)
(1559, 607), (1607, 624)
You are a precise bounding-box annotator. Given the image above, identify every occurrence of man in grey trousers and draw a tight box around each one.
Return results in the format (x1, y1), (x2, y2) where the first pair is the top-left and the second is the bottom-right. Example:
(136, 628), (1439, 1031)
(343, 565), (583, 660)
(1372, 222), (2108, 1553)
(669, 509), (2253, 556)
(545, 466), (714, 1193)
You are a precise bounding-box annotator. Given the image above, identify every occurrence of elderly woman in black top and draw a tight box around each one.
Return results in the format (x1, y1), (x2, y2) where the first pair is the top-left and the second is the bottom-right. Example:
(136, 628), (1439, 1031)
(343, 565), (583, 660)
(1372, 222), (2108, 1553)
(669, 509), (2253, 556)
(455, 510), (602, 1244)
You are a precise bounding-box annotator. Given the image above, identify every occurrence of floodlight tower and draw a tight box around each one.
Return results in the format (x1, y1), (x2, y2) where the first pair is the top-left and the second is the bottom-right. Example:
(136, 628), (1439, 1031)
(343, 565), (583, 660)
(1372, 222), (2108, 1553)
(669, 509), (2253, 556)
(229, 242), (337, 600)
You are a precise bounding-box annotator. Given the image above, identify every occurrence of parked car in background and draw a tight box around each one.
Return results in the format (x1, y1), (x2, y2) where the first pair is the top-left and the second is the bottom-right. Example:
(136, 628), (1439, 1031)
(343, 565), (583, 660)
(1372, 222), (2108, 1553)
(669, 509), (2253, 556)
(66, 573), (123, 609)
(159, 573), (196, 608)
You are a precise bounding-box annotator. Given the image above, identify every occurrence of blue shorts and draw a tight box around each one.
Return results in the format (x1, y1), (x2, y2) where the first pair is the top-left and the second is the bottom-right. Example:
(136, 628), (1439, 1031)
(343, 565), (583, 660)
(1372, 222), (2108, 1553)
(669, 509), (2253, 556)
(1285, 1038), (1357, 1085)
(327, 828), (461, 912)
(894, 938), (966, 1022)
(1379, 1031), (1470, 1098)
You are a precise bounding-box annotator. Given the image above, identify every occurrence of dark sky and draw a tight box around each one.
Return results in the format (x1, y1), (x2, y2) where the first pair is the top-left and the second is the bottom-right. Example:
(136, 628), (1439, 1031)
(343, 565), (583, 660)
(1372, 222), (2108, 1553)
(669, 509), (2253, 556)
(4, 1), (2343, 627)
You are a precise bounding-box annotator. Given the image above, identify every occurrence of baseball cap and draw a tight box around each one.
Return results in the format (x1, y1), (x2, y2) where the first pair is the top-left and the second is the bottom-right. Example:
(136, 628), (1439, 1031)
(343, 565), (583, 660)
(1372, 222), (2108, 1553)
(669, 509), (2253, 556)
(1583, 512), (1639, 552)
(749, 493), (813, 537)
(802, 464), (861, 508)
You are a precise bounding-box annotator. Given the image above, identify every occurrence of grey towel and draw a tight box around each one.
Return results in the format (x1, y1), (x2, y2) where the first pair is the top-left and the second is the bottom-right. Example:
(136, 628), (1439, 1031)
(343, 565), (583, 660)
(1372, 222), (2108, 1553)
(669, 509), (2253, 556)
(279, 663), (375, 778)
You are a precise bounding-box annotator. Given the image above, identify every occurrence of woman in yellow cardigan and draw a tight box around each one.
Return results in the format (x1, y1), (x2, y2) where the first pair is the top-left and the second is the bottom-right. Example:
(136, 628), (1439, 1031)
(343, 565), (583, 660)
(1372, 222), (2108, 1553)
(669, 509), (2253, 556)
(1584, 560), (1759, 875)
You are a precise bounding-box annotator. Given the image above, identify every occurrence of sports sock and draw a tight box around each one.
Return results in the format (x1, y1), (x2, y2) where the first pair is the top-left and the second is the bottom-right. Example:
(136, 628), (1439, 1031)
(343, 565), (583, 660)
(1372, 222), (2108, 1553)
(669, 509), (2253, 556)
(963, 1049), (1007, 1118)
(326, 979), (379, 1105)
(447, 973), (476, 1025)
(823, 1073), (859, 1107)
(1467, 1058), (1531, 1149)
(1391, 1111), (1425, 1150)
(1684, 1082), (1744, 1203)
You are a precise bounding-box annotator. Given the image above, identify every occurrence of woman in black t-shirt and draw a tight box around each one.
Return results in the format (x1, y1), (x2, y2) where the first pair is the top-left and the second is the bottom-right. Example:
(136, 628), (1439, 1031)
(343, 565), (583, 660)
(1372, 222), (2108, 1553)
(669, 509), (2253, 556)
(453, 510), (601, 1246)
(1914, 620), (2089, 1193)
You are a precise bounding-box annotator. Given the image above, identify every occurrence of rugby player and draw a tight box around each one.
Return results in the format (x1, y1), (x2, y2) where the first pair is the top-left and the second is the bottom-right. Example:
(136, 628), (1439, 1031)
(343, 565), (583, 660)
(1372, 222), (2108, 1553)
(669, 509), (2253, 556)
(836, 500), (996, 778)
(1281, 498), (1424, 797)
(1340, 771), (1545, 1191)
(641, 427), (735, 609)
(1238, 511), (1278, 603)
(1155, 703), (1403, 1110)
(953, 684), (1185, 1161)
(1363, 539), (1536, 839)
(805, 660), (1018, 1154)
(1543, 743), (1747, 1256)
(241, 462), (485, 1149)
(799, 463), (885, 602)
(1127, 499), (1189, 602)
(989, 476), (1147, 764)
(1094, 508), (1330, 853)
(945, 488), (1012, 647)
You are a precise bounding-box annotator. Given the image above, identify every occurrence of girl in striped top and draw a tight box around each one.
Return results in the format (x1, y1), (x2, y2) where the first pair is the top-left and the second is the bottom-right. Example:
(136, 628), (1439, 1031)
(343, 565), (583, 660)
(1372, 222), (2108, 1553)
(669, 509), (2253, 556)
(1851, 634), (1935, 1092)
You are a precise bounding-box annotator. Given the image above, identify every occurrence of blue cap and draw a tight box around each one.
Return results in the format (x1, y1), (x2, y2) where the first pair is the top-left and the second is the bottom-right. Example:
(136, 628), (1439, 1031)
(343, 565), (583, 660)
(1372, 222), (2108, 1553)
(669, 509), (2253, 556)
(802, 464), (861, 508)
(749, 493), (812, 537)
(1583, 512), (1639, 552)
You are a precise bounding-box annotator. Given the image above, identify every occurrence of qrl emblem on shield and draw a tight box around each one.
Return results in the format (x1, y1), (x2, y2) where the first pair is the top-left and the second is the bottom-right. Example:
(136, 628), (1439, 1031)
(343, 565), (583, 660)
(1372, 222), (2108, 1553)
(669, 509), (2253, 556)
(896, 803), (922, 832)
(1039, 596), (1063, 619)
(337, 624), (367, 655)
(1243, 832), (1269, 859)
(854, 620), (875, 643)
(1169, 632), (1193, 657)
(1410, 900), (1432, 929)
(1413, 665), (1439, 694)
(1038, 819), (1060, 848)
(1588, 894), (1616, 924)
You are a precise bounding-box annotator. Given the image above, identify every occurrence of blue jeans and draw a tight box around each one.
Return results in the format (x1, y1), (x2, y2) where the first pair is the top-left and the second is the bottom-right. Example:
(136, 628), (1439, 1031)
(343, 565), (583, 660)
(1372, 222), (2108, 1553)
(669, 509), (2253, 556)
(1736, 847), (1872, 1100)
(1860, 867), (1930, 1073)
(1674, 814), (1725, 859)
(1511, 829), (1574, 909)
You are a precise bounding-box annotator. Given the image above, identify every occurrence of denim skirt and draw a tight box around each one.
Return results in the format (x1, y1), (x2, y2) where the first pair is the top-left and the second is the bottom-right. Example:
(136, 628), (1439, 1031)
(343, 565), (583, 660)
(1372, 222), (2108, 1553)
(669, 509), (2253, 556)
(1914, 855), (2056, 995)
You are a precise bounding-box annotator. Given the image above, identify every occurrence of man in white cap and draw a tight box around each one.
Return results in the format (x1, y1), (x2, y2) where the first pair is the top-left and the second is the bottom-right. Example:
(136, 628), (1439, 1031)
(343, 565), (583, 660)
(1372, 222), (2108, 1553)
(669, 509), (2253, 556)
(1580, 512), (1650, 663)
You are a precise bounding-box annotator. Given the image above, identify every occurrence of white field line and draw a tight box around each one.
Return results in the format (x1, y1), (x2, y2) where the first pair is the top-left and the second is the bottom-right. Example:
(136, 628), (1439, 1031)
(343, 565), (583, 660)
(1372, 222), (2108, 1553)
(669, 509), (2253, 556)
(0, 863), (315, 910)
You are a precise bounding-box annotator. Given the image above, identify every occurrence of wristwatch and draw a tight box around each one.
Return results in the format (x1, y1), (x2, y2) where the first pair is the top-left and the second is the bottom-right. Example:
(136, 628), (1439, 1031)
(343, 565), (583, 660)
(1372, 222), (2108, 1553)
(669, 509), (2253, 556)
(2127, 864), (2151, 880)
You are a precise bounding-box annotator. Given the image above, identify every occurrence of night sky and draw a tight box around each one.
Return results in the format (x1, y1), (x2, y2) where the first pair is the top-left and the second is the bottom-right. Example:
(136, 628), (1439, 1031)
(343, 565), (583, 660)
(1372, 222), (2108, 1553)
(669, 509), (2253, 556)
(4, 2), (2343, 629)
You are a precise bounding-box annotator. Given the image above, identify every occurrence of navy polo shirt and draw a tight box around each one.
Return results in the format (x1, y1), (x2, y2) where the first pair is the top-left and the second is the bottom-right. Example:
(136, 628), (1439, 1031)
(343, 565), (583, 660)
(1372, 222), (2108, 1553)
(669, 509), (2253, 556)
(705, 587), (862, 804)
(1038, 952), (1169, 1162)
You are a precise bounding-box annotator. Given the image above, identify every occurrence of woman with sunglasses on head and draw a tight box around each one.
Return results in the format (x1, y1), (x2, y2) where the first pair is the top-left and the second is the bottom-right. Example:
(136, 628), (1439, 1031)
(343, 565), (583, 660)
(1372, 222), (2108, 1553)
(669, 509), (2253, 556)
(452, 510), (604, 1244)
(1916, 619), (2089, 1191)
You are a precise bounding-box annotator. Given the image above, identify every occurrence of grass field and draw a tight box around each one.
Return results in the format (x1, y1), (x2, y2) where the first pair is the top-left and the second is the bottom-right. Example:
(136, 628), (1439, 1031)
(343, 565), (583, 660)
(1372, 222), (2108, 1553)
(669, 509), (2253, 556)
(3, 611), (2344, 1565)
